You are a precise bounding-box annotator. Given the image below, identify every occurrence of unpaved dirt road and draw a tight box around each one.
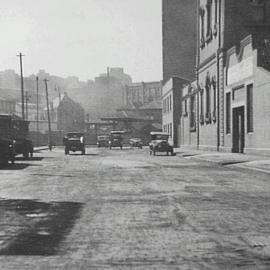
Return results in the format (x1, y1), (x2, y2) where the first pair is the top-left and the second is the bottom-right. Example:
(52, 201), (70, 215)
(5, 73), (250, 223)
(0, 147), (270, 269)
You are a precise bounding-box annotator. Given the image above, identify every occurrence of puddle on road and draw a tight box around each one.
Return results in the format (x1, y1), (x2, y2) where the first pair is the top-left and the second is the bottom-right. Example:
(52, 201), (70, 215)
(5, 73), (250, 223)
(0, 199), (83, 256)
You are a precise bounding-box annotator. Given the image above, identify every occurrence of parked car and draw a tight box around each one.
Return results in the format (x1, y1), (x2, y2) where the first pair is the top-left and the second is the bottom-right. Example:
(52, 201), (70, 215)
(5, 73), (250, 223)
(109, 131), (125, 150)
(149, 132), (174, 156)
(129, 138), (143, 149)
(14, 138), (33, 159)
(0, 138), (15, 165)
(63, 132), (85, 155)
(97, 135), (110, 148)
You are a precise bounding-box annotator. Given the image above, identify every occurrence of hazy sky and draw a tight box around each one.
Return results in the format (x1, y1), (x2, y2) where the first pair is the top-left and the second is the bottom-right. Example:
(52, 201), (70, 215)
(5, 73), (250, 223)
(0, 0), (162, 82)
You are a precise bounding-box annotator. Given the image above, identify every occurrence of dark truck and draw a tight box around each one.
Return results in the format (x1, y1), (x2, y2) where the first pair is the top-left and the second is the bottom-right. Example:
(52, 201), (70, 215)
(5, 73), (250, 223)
(63, 132), (86, 155)
(0, 114), (33, 160)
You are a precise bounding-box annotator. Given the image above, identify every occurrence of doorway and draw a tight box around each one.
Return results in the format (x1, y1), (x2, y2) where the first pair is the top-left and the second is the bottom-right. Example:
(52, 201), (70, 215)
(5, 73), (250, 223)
(232, 106), (245, 153)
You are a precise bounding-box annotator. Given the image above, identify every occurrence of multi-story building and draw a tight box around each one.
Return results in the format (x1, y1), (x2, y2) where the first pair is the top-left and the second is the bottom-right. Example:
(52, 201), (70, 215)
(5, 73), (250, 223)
(124, 81), (162, 108)
(162, 0), (197, 83)
(178, 0), (270, 155)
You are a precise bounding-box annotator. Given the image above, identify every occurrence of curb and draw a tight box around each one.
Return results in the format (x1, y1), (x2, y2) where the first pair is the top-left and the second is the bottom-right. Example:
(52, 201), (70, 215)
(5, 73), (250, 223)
(188, 155), (270, 174)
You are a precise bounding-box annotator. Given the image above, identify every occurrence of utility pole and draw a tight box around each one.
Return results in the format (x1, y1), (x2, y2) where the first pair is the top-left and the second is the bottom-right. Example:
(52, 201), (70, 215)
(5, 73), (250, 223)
(44, 78), (52, 150)
(17, 52), (25, 120)
(36, 76), (39, 146)
(24, 91), (31, 120)
(55, 85), (62, 135)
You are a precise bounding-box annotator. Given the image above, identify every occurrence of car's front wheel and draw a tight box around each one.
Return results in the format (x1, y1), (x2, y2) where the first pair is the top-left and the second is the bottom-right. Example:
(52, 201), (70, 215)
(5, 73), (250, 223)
(65, 147), (69, 155)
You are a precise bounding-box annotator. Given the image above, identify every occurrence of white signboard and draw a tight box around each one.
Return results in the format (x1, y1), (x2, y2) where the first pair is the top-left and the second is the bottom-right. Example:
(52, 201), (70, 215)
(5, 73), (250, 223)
(227, 56), (253, 85)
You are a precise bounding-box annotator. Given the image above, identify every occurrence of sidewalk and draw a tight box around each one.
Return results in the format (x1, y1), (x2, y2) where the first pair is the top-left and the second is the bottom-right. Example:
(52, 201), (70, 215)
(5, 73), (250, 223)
(174, 148), (270, 174)
(33, 146), (49, 152)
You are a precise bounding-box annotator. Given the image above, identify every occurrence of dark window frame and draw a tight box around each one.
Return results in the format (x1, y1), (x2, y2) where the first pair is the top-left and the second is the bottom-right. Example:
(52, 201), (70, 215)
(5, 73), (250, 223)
(247, 84), (254, 133)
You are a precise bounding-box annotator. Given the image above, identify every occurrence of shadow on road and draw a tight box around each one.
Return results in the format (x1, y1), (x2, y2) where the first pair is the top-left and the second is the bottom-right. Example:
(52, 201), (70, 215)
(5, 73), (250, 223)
(0, 199), (83, 256)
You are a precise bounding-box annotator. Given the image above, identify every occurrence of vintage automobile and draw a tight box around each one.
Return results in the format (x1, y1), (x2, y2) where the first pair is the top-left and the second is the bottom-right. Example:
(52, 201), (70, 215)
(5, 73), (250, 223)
(109, 131), (125, 150)
(129, 138), (143, 149)
(149, 132), (174, 156)
(14, 138), (34, 159)
(97, 135), (110, 148)
(63, 132), (85, 155)
(0, 114), (34, 160)
(0, 138), (15, 165)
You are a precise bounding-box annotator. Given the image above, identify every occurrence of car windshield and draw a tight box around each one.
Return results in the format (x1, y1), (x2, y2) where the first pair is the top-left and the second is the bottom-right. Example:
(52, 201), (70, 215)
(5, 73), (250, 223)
(111, 134), (121, 138)
(98, 135), (109, 140)
(67, 133), (83, 138)
(152, 134), (169, 140)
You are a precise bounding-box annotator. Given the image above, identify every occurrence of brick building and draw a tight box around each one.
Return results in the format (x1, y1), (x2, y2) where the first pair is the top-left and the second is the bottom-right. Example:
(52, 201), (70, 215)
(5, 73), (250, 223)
(162, 0), (197, 83)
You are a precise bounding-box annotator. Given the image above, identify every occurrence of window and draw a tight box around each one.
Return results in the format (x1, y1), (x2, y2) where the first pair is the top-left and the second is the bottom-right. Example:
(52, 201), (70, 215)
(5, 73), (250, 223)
(169, 95), (172, 112)
(226, 92), (231, 134)
(169, 123), (172, 137)
(206, 0), (212, 38)
(212, 78), (217, 121)
(206, 85), (211, 115)
(183, 99), (188, 116)
(247, 84), (254, 132)
(199, 8), (205, 46)
(190, 95), (196, 131)
(200, 89), (204, 124)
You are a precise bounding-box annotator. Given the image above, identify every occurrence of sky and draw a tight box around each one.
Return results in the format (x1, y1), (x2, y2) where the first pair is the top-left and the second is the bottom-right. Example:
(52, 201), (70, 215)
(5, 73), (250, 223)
(0, 0), (162, 82)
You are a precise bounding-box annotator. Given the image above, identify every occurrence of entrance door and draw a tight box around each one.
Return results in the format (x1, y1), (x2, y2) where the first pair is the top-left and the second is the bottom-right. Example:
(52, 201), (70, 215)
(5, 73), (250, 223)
(232, 106), (245, 153)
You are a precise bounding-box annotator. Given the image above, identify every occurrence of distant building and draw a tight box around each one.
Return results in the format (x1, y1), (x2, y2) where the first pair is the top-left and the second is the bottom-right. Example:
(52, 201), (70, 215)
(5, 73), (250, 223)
(39, 93), (85, 133)
(0, 97), (16, 115)
(124, 81), (162, 108)
(162, 0), (197, 83)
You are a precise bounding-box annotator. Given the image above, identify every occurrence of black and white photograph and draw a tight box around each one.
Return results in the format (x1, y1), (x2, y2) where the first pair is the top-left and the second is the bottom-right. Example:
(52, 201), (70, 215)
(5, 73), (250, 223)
(0, 0), (270, 269)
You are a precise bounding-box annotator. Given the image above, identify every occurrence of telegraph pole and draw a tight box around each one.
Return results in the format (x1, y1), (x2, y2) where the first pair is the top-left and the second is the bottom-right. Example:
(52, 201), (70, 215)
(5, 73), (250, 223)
(17, 52), (25, 120)
(24, 91), (31, 120)
(44, 78), (52, 150)
(36, 76), (39, 145)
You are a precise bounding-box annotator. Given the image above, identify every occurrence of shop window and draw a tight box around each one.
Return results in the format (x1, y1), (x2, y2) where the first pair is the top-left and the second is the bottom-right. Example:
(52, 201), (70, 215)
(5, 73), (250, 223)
(226, 92), (231, 134)
(247, 84), (254, 132)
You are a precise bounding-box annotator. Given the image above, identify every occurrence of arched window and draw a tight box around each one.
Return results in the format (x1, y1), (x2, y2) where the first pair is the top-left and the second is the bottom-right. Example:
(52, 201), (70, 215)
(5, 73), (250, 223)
(206, 0), (213, 38)
(199, 8), (205, 46)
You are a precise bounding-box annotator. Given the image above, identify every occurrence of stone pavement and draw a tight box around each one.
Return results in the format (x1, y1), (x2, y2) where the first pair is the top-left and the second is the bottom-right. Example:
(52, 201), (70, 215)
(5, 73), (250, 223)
(174, 148), (270, 174)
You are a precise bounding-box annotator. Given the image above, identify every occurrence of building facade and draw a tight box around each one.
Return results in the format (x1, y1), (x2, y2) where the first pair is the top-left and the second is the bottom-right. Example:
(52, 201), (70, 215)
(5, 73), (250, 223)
(178, 0), (270, 155)
(162, 77), (189, 146)
(124, 81), (162, 108)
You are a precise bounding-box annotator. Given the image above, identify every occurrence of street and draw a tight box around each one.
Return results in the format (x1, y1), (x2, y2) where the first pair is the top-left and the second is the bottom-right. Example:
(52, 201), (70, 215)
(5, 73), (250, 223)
(0, 147), (270, 269)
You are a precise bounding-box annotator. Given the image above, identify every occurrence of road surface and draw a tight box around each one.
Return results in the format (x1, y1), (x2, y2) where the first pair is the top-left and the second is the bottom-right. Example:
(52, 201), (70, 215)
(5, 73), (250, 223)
(0, 147), (270, 269)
